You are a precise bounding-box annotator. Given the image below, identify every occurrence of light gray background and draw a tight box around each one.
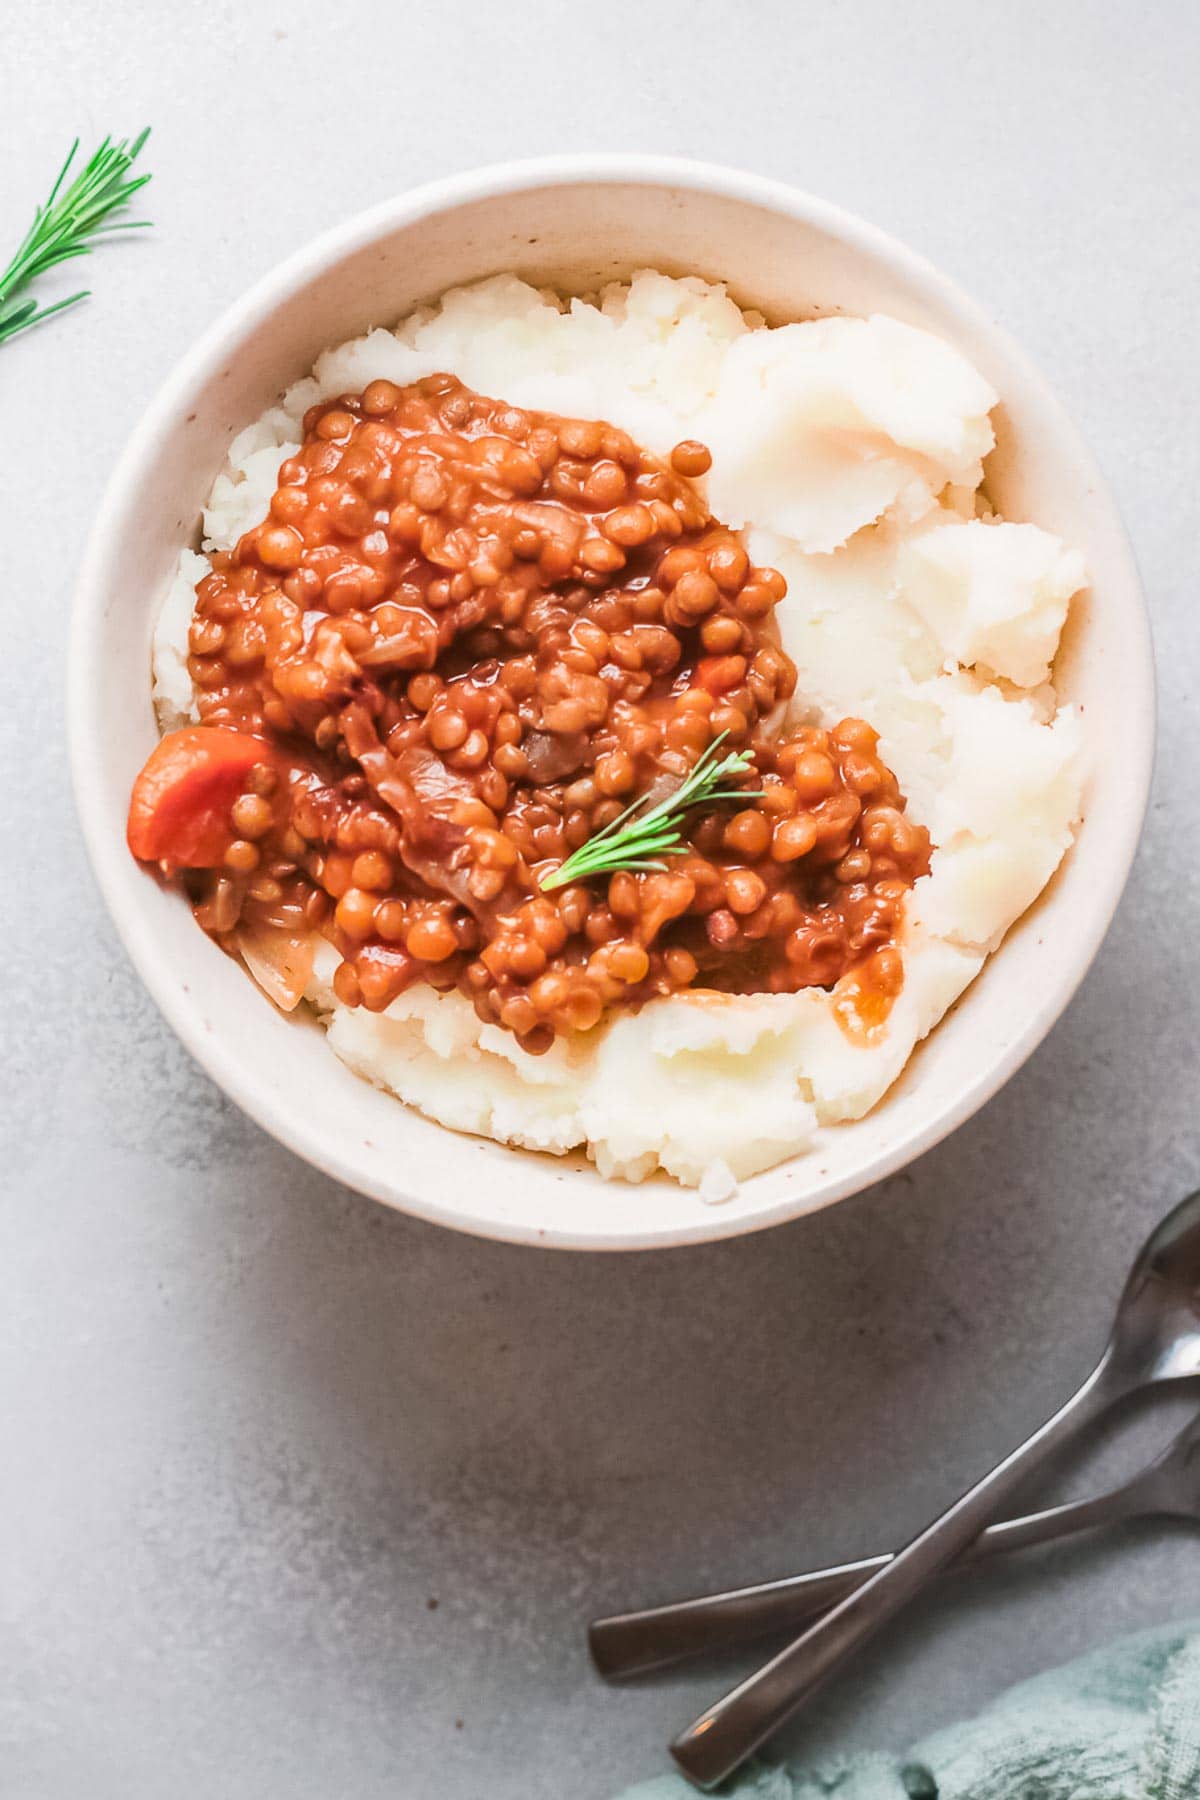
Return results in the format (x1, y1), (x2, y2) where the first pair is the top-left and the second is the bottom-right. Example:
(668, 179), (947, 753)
(3, 3), (1198, 1795)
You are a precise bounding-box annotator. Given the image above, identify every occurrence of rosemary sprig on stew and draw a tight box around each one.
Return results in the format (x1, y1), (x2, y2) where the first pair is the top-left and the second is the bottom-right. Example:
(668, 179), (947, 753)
(539, 732), (760, 892)
(0, 129), (152, 347)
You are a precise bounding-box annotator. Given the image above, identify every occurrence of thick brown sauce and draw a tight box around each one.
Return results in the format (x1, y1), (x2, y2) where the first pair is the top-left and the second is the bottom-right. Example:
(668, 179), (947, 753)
(129, 374), (931, 1052)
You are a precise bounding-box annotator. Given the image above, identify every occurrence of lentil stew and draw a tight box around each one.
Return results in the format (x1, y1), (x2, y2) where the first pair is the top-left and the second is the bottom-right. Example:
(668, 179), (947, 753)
(128, 375), (931, 1054)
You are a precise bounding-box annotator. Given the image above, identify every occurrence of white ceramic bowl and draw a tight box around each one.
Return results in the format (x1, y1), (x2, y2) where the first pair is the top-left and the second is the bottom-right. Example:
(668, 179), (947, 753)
(70, 156), (1154, 1251)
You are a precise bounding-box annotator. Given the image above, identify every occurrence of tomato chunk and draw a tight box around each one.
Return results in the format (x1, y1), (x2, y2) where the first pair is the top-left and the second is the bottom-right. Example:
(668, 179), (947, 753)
(127, 727), (274, 868)
(693, 654), (748, 697)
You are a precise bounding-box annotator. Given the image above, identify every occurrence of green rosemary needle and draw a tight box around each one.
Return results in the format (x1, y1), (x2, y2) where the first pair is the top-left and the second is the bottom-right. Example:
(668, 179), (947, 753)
(539, 732), (760, 892)
(0, 129), (152, 347)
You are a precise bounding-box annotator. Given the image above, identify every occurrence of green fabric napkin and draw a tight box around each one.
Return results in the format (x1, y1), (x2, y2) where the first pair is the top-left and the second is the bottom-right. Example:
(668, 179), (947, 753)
(616, 1620), (1200, 1800)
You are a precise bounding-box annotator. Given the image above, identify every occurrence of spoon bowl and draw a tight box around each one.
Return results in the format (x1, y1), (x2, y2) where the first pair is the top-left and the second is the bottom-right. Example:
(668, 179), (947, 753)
(1108, 1188), (1200, 1386)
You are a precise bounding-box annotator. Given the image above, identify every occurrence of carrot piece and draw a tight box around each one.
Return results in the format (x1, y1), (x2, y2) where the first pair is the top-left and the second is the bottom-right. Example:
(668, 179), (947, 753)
(127, 727), (274, 868)
(692, 654), (748, 696)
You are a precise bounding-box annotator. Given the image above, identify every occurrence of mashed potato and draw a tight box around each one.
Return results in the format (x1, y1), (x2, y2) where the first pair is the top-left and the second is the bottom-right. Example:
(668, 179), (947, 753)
(153, 273), (1085, 1192)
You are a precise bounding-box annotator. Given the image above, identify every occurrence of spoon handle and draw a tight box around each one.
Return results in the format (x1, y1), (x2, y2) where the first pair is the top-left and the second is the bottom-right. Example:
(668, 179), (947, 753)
(591, 1479), (1142, 1679)
(670, 1353), (1123, 1790)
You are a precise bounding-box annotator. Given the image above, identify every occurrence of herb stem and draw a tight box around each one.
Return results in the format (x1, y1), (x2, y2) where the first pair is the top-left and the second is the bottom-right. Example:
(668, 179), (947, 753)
(0, 129), (152, 347)
(539, 732), (760, 892)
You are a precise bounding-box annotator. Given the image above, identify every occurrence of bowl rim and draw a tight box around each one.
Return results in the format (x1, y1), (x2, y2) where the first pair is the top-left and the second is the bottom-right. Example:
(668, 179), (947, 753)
(69, 153), (1156, 1251)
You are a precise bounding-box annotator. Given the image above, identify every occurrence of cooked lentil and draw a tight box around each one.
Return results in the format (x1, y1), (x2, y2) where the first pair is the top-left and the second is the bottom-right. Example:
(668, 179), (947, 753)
(128, 375), (931, 1051)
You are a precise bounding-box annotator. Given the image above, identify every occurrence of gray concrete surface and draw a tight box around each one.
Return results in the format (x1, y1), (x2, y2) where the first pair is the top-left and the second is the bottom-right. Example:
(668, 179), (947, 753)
(3, 2), (1198, 1794)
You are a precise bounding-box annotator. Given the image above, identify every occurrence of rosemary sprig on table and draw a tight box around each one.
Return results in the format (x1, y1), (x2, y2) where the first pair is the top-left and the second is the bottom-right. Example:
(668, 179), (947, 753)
(0, 129), (152, 346)
(539, 732), (760, 892)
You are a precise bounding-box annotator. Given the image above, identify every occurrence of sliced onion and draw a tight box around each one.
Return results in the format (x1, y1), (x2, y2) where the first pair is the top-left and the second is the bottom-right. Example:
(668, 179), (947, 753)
(392, 744), (476, 809)
(522, 731), (587, 784)
(338, 704), (480, 910)
(238, 925), (315, 1013)
(637, 769), (684, 812)
(357, 609), (439, 671)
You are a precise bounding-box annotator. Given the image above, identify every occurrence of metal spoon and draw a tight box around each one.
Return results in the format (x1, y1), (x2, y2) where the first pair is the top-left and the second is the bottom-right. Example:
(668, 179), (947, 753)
(591, 1409), (1200, 1679)
(669, 1187), (1200, 1790)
